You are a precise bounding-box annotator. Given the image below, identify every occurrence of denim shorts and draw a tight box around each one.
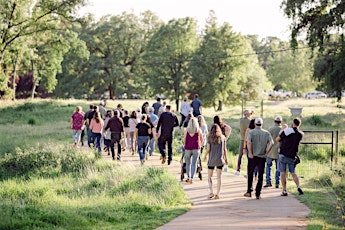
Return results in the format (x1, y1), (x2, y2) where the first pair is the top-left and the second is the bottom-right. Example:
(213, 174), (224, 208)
(278, 154), (295, 173)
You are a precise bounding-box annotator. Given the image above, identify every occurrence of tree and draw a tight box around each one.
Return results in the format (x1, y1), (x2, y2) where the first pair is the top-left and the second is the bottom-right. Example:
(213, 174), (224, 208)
(0, 0), (87, 98)
(189, 13), (267, 110)
(142, 17), (199, 111)
(282, 0), (345, 100)
(266, 41), (316, 95)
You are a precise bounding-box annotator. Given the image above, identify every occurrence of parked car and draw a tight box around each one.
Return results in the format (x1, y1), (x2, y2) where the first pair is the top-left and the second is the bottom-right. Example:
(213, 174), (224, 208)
(304, 90), (327, 99)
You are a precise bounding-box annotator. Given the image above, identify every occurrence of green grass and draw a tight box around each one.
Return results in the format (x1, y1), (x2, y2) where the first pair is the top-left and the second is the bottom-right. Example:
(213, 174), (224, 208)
(1, 97), (345, 229)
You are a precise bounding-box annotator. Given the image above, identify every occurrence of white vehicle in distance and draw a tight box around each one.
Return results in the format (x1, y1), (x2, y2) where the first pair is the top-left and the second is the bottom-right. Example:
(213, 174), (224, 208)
(304, 90), (328, 99)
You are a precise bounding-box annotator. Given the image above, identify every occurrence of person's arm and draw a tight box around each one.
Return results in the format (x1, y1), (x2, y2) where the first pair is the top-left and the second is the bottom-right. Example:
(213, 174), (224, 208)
(70, 117), (73, 129)
(199, 131), (204, 148)
(266, 140), (274, 156)
(247, 141), (253, 158)
(148, 124), (152, 135)
(243, 128), (250, 152)
(223, 139), (228, 164)
(203, 143), (210, 161)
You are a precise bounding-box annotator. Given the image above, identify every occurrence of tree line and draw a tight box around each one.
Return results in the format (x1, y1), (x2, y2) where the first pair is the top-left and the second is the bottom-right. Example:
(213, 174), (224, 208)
(1, 0), (344, 110)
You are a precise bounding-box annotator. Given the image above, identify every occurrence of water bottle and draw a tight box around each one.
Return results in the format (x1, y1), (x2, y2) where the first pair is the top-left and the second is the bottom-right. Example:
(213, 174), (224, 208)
(224, 164), (228, 172)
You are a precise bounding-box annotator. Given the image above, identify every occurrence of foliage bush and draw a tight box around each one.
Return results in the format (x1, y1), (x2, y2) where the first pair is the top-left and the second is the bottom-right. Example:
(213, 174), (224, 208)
(0, 145), (96, 180)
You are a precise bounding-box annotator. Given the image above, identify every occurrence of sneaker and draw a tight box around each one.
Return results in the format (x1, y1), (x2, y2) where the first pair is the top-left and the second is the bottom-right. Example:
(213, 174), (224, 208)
(234, 170), (240, 176)
(162, 157), (166, 164)
(243, 192), (251, 197)
(208, 193), (214, 199)
(275, 184), (279, 188)
(281, 191), (288, 196)
(185, 179), (192, 184)
(214, 195), (220, 199)
(256, 195), (261, 199)
(298, 187), (304, 195)
(263, 183), (272, 188)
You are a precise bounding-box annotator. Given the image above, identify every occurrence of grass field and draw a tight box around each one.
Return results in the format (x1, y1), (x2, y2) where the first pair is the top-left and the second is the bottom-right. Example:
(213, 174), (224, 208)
(0, 97), (345, 229)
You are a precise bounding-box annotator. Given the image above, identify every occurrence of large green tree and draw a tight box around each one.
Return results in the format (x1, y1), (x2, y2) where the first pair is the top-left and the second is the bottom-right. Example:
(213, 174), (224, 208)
(282, 0), (345, 100)
(0, 0), (87, 98)
(189, 13), (268, 110)
(142, 17), (199, 111)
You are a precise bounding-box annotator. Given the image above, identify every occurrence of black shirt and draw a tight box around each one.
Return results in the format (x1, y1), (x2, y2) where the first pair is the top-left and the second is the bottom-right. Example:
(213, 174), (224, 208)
(136, 122), (151, 136)
(279, 127), (303, 159)
(156, 112), (179, 138)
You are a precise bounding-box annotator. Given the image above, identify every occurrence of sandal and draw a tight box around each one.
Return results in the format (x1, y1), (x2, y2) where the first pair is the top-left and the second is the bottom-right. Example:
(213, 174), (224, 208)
(214, 195), (220, 199)
(208, 193), (214, 199)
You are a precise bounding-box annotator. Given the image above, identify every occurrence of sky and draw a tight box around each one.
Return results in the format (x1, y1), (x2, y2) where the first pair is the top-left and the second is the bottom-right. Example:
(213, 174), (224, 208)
(79, 0), (291, 40)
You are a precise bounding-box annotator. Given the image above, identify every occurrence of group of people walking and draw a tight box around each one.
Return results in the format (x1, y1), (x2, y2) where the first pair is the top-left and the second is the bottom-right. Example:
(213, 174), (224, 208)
(238, 110), (304, 199)
(70, 94), (304, 200)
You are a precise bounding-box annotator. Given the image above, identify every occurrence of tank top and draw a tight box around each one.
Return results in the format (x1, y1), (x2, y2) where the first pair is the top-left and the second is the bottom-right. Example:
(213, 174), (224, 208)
(184, 132), (201, 150)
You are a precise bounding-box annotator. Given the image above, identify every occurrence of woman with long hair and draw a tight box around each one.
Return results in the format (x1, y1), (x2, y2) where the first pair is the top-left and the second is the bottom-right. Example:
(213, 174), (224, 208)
(213, 115), (231, 139)
(128, 110), (139, 155)
(89, 111), (104, 152)
(184, 117), (203, 184)
(203, 124), (228, 199)
(135, 114), (152, 165)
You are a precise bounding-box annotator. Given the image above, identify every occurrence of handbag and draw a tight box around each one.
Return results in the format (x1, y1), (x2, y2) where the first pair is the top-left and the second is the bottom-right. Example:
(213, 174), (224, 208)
(294, 154), (301, 166)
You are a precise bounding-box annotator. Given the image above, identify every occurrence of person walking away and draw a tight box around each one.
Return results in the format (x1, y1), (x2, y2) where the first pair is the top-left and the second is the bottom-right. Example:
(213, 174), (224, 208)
(148, 107), (158, 156)
(243, 118), (258, 180)
(128, 111), (139, 155)
(213, 115), (231, 140)
(203, 124), (228, 199)
(276, 118), (304, 196)
(70, 106), (84, 148)
(244, 118), (274, 199)
(191, 94), (202, 117)
(122, 110), (130, 151)
(197, 115), (208, 155)
(141, 101), (150, 115)
(184, 117), (203, 184)
(83, 104), (95, 148)
(104, 110), (125, 161)
(152, 97), (162, 115)
(89, 111), (104, 152)
(135, 114), (151, 165)
(156, 105), (179, 165)
(180, 96), (191, 127)
(265, 116), (283, 188)
(157, 101), (166, 117)
(98, 100), (107, 119)
(103, 110), (113, 155)
(236, 109), (254, 175)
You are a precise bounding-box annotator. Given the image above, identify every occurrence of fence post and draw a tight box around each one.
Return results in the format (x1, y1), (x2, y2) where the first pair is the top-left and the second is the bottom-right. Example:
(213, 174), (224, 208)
(335, 130), (339, 165)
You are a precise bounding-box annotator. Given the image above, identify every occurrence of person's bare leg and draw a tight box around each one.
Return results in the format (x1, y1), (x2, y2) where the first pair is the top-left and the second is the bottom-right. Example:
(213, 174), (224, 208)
(215, 168), (222, 197)
(208, 169), (214, 197)
(281, 172), (287, 191)
(291, 172), (300, 186)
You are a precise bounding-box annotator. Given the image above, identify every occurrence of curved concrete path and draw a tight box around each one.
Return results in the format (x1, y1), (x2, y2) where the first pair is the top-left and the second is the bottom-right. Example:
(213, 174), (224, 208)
(104, 151), (310, 230)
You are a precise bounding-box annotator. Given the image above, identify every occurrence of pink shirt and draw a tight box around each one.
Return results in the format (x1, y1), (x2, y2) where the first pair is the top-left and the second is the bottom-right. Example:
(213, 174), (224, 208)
(90, 119), (104, 133)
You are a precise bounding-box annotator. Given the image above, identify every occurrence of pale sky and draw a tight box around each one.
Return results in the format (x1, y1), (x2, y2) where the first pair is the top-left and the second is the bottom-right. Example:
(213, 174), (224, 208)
(79, 0), (291, 40)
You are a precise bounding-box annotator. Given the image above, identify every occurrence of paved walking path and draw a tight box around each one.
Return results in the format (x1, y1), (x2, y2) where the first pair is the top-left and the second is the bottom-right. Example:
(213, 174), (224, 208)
(104, 151), (311, 230)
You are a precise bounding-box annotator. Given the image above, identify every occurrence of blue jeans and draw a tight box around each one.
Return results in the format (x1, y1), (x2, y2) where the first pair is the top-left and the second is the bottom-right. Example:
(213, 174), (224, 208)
(265, 157), (280, 185)
(137, 136), (150, 161)
(149, 138), (155, 156)
(87, 127), (94, 148)
(72, 129), (82, 144)
(92, 132), (102, 152)
(279, 154), (296, 173)
(184, 149), (200, 180)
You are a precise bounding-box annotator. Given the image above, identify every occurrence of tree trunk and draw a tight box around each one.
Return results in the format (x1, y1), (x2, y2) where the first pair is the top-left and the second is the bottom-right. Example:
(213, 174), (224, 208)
(31, 61), (37, 99)
(217, 100), (223, 111)
(11, 53), (19, 100)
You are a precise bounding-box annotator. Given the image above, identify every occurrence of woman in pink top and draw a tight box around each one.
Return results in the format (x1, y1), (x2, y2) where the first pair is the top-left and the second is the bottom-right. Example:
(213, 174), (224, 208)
(184, 117), (203, 184)
(89, 111), (104, 152)
(70, 106), (84, 147)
